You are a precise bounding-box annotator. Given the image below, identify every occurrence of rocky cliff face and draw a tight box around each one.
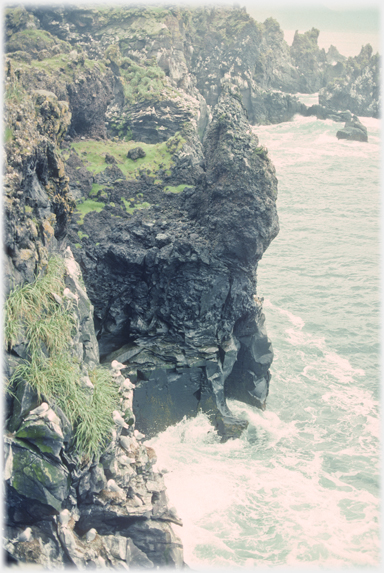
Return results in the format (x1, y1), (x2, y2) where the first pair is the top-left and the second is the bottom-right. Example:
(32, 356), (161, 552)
(290, 28), (327, 93)
(319, 44), (380, 118)
(5, 250), (184, 569)
(4, 16), (184, 564)
(3, 4), (380, 569)
(68, 89), (278, 439)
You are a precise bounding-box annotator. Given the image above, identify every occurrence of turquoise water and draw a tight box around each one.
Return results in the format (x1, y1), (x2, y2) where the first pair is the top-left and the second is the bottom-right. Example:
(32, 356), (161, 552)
(147, 108), (381, 569)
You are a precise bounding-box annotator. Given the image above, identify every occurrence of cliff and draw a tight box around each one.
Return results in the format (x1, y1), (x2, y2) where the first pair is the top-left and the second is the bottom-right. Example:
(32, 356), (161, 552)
(2, 4), (380, 569)
(319, 44), (380, 118)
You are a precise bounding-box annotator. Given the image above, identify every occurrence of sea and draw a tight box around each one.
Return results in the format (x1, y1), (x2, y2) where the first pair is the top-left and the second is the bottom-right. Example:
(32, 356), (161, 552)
(146, 94), (381, 570)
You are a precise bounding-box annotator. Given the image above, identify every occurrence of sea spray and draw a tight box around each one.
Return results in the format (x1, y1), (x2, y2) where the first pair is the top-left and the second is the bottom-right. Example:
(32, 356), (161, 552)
(146, 110), (380, 569)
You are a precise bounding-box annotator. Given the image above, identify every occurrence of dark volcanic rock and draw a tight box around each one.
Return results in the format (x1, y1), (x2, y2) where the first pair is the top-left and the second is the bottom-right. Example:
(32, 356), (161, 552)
(214, 414), (249, 442)
(336, 115), (368, 142)
(127, 146), (146, 160)
(67, 69), (115, 138)
(105, 152), (117, 164)
(303, 104), (352, 122)
(74, 91), (278, 438)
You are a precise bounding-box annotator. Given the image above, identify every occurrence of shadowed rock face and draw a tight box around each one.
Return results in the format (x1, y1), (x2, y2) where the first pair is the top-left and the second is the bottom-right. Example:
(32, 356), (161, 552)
(76, 91), (279, 438)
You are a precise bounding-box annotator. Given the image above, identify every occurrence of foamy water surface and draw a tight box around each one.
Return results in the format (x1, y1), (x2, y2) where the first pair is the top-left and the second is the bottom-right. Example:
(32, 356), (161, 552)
(147, 107), (380, 569)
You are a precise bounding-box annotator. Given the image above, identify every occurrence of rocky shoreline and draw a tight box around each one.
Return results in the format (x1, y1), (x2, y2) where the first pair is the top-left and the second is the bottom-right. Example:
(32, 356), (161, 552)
(3, 4), (380, 568)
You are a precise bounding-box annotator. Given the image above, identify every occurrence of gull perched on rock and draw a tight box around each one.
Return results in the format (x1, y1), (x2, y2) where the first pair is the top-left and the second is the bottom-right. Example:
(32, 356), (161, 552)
(63, 288), (78, 302)
(106, 479), (125, 497)
(29, 402), (49, 417)
(86, 528), (97, 543)
(120, 378), (135, 391)
(112, 410), (128, 429)
(58, 509), (71, 526)
(17, 527), (33, 542)
(111, 360), (126, 376)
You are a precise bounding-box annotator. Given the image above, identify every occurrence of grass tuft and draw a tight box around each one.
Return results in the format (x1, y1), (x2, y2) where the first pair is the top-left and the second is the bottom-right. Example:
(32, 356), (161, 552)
(5, 256), (119, 458)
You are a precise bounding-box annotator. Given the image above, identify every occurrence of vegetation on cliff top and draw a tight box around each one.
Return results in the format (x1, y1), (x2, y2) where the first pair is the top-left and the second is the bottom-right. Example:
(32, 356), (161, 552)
(69, 137), (175, 178)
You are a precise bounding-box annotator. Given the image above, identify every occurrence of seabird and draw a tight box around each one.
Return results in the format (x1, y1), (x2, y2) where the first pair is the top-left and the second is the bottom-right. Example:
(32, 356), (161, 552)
(112, 410), (128, 429)
(111, 360), (126, 371)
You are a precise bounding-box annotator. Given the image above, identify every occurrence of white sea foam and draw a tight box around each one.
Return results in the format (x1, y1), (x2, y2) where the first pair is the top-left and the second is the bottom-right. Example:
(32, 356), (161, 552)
(263, 298), (305, 329)
(150, 110), (380, 569)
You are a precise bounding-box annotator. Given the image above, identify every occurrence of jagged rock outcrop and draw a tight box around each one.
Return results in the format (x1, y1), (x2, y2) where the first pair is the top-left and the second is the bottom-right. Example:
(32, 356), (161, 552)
(4, 60), (73, 293)
(19, 5), (307, 130)
(290, 28), (327, 93)
(66, 89), (278, 439)
(336, 115), (368, 142)
(319, 44), (380, 118)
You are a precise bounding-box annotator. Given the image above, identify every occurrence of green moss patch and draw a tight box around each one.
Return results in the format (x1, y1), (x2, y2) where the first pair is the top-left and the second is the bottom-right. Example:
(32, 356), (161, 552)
(163, 184), (193, 194)
(76, 199), (105, 224)
(6, 28), (69, 55)
(71, 139), (174, 178)
(122, 197), (151, 214)
(90, 183), (105, 197)
(11, 445), (70, 511)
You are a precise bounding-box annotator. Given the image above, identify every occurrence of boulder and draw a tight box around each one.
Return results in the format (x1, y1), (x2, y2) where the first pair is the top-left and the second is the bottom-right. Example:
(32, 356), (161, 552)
(127, 147), (146, 160)
(336, 115), (368, 142)
(105, 153), (117, 164)
(214, 414), (249, 443)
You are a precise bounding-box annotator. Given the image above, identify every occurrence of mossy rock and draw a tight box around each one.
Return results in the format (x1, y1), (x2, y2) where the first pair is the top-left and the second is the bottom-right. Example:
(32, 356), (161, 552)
(6, 28), (70, 58)
(9, 440), (70, 512)
(16, 417), (64, 458)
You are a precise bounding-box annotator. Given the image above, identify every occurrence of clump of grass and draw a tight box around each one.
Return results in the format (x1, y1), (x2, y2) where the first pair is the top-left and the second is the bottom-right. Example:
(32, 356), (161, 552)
(5, 256), (119, 458)
(5, 256), (65, 348)
(75, 367), (119, 456)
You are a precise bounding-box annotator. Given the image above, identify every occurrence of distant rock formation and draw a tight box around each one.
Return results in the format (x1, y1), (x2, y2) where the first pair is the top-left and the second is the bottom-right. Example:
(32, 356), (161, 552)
(319, 44), (380, 118)
(290, 27), (327, 93)
(336, 115), (368, 142)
